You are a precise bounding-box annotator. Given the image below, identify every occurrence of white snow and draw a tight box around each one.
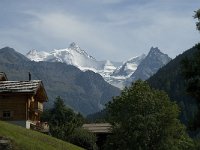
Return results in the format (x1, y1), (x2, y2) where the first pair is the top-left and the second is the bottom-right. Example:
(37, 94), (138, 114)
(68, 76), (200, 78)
(26, 42), (147, 89)
(26, 50), (50, 61)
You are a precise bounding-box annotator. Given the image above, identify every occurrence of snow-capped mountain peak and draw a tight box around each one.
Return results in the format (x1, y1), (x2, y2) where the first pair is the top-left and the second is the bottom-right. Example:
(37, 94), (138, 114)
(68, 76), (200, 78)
(68, 42), (81, 50)
(26, 49), (49, 61)
(112, 54), (146, 77)
(27, 49), (37, 56)
(68, 42), (95, 60)
(149, 47), (160, 53)
(26, 43), (171, 89)
(26, 43), (105, 73)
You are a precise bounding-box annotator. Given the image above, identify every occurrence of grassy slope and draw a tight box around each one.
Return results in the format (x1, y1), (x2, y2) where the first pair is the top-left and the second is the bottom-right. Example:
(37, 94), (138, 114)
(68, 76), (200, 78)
(0, 121), (84, 150)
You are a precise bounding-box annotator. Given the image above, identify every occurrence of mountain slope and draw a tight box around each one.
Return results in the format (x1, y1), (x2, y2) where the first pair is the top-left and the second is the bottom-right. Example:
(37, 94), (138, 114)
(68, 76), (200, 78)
(112, 54), (146, 77)
(147, 44), (200, 124)
(0, 47), (120, 115)
(0, 121), (83, 150)
(0, 47), (29, 63)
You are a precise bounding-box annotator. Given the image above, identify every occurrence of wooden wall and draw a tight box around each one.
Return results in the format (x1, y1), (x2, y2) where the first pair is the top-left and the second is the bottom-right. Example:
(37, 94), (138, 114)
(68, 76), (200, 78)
(0, 94), (28, 121)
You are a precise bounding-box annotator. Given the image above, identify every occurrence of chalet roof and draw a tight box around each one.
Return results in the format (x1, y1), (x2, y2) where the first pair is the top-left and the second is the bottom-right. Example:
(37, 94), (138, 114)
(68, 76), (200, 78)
(0, 80), (48, 101)
(82, 123), (112, 134)
(0, 72), (8, 81)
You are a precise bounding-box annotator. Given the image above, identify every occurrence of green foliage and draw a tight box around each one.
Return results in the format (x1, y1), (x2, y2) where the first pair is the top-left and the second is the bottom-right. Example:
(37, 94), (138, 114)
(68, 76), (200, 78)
(68, 128), (97, 150)
(41, 96), (97, 149)
(42, 97), (82, 140)
(194, 138), (200, 149)
(105, 80), (194, 150)
(181, 43), (200, 130)
(194, 9), (200, 31)
(86, 109), (108, 123)
(148, 44), (200, 126)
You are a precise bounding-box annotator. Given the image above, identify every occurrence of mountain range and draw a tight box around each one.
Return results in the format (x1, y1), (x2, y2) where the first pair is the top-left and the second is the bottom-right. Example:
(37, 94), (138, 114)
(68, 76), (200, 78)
(0, 47), (120, 115)
(0, 43), (171, 116)
(4, 41), (197, 127)
(26, 42), (171, 88)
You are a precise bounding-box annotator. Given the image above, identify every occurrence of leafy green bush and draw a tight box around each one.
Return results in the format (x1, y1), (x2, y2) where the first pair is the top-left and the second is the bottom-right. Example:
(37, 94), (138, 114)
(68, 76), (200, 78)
(68, 128), (97, 150)
(105, 80), (194, 150)
(41, 97), (97, 149)
(194, 138), (200, 150)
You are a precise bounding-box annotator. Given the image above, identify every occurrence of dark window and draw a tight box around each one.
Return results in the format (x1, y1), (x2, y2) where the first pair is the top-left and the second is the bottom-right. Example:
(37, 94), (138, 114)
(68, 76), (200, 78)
(3, 111), (11, 119)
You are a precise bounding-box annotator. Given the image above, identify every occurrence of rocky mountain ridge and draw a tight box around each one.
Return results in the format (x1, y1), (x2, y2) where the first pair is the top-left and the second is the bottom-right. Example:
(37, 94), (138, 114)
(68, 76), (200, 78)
(126, 47), (172, 85)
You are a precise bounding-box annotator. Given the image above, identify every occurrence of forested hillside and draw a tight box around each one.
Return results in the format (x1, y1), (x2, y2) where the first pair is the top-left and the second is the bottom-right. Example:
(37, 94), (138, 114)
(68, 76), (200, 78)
(148, 44), (200, 124)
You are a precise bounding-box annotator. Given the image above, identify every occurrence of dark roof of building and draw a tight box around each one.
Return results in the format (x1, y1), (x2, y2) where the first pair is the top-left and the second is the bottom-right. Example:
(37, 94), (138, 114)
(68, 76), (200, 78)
(0, 80), (48, 101)
(0, 72), (8, 81)
(82, 123), (112, 133)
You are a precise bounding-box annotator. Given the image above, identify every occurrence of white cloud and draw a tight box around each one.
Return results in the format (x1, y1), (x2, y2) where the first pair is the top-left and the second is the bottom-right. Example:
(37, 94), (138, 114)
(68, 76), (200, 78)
(83, 0), (124, 4)
(18, 12), (121, 59)
(0, 0), (200, 61)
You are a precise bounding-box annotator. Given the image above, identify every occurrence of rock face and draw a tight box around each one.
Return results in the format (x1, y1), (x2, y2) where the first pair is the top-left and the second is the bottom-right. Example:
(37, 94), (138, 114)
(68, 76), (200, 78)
(0, 47), (120, 115)
(126, 47), (171, 84)
(0, 136), (13, 150)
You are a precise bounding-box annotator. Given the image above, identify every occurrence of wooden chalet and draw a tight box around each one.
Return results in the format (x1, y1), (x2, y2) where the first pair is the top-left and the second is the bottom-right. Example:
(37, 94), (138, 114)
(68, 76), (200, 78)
(0, 73), (48, 131)
(83, 123), (112, 149)
(82, 123), (111, 134)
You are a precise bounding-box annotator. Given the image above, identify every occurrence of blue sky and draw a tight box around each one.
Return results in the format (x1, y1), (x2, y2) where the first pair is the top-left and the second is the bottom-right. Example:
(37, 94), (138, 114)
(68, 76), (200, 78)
(0, 0), (200, 61)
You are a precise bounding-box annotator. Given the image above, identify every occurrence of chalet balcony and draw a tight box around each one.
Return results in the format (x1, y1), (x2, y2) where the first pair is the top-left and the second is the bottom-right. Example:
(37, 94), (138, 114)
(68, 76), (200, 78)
(30, 122), (49, 133)
(36, 102), (43, 112)
(30, 101), (43, 112)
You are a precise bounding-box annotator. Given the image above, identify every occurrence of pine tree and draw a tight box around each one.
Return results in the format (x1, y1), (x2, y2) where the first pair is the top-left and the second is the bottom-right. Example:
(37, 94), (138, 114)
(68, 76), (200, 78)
(194, 9), (200, 31)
